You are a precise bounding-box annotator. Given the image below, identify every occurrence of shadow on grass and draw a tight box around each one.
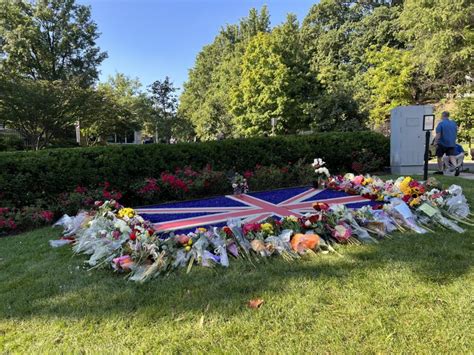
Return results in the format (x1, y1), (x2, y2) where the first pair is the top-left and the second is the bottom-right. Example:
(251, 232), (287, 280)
(0, 226), (472, 322)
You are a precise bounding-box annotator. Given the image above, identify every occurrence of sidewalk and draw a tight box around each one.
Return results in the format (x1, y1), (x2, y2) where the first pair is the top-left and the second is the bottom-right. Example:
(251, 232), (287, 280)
(427, 162), (474, 180)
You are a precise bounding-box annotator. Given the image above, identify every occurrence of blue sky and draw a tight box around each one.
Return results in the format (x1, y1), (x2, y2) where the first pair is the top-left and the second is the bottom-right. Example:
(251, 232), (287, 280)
(78, 0), (317, 92)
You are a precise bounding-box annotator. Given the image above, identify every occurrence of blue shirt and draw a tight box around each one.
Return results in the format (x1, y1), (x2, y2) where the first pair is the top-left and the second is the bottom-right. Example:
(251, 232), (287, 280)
(436, 119), (457, 147)
(455, 144), (464, 155)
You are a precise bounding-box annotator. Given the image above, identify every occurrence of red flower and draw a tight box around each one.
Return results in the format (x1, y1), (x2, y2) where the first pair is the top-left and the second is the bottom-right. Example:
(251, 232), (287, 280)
(74, 186), (88, 194)
(129, 231), (137, 241)
(313, 202), (330, 211)
(243, 223), (261, 235)
(7, 219), (16, 230)
(223, 226), (233, 236)
(243, 170), (254, 179)
(138, 178), (160, 195)
(402, 195), (411, 203)
(39, 210), (54, 222)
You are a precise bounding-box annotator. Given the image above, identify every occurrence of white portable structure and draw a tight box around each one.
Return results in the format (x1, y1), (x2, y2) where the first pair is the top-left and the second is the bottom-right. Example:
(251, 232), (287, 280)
(390, 105), (433, 175)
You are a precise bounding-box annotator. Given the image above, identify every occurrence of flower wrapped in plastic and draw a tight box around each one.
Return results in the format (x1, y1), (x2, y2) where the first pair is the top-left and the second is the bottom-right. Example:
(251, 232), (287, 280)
(444, 185), (471, 219)
(330, 204), (377, 243)
(385, 199), (427, 234)
(417, 202), (465, 233)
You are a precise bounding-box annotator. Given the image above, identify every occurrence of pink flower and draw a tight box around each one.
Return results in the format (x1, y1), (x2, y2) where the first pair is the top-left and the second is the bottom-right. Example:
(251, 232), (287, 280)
(243, 223), (261, 235)
(112, 255), (134, 271)
(74, 186), (88, 194)
(0, 207), (10, 215)
(138, 178), (160, 195)
(7, 219), (17, 230)
(243, 170), (254, 179)
(39, 210), (54, 222)
(332, 224), (352, 242)
(352, 175), (364, 186)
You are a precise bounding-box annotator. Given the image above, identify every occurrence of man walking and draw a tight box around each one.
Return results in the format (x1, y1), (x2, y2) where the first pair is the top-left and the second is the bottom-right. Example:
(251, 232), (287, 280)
(434, 111), (459, 176)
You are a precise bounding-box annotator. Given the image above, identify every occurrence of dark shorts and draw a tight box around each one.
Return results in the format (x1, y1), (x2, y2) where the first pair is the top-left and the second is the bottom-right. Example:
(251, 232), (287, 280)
(436, 145), (455, 157)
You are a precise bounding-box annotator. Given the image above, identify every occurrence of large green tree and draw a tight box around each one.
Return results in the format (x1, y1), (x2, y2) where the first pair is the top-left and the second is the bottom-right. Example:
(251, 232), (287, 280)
(398, 0), (473, 98)
(179, 7), (270, 140)
(231, 15), (320, 136)
(81, 73), (151, 146)
(363, 46), (416, 128)
(0, 0), (108, 149)
(0, 74), (93, 149)
(0, 0), (107, 85)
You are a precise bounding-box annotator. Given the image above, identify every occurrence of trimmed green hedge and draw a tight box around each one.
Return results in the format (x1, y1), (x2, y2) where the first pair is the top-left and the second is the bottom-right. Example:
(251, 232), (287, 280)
(0, 132), (389, 206)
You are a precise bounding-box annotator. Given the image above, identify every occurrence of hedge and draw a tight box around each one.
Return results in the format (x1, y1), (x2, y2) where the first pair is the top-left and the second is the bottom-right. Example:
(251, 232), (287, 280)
(0, 131), (389, 207)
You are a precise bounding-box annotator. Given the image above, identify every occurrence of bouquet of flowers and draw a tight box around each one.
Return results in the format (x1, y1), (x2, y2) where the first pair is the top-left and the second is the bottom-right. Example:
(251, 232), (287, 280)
(231, 173), (249, 195)
(312, 158), (330, 188)
(51, 173), (472, 283)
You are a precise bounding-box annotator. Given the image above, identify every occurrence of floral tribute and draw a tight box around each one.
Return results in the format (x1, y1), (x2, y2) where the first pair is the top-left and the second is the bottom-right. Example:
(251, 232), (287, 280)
(51, 174), (473, 282)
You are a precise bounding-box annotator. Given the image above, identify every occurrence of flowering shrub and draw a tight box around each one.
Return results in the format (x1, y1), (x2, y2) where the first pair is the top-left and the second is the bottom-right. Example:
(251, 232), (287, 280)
(0, 161), (362, 237)
(0, 206), (54, 236)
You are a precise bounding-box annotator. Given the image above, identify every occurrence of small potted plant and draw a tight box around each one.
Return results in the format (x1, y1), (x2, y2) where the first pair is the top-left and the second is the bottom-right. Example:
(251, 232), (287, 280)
(231, 173), (249, 195)
(311, 158), (330, 189)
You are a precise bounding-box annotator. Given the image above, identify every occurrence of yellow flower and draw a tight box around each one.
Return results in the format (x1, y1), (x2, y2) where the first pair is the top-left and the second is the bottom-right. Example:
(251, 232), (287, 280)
(197, 227), (207, 233)
(362, 177), (373, 186)
(409, 197), (421, 207)
(118, 208), (135, 219)
(399, 177), (412, 195)
(287, 216), (298, 222)
(261, 223), (273, 234)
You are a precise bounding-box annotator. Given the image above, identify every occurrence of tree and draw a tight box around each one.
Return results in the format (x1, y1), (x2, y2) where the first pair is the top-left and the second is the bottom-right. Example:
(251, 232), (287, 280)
(178, 7), (270, 140)
(0, 74), (93, 149)
(454, 96), (474, 149)
(0, 0), (107, 86)
(148, 77), (180, 143)
(80, 73), (151, 145)
(231, 32), (289, 136)
(363, 46), (416, 129)
(398, 0), (473, 97)
(231, 15), (320, 136)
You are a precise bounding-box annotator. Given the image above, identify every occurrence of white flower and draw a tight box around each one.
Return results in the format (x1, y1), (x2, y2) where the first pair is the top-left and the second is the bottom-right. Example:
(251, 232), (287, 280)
(344, 173), (355, 180)
(304, 220), (312, 227)
(232, 183), (238, 188)
(315, 167), (330, 177)
(114, 219), (131, 234)
(312, 158), (325, 168)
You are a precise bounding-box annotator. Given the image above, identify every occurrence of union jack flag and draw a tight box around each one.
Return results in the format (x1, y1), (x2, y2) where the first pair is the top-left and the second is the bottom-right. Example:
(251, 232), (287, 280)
(135, 187), (374, 233)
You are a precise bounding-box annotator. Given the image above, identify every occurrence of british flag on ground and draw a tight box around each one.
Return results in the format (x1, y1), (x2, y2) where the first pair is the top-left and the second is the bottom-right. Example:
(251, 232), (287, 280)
(135, 186), (377, 234)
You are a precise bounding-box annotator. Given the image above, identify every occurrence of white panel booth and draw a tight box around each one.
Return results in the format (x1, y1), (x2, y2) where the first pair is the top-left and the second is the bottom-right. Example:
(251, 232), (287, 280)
(390, 105), (433, 175)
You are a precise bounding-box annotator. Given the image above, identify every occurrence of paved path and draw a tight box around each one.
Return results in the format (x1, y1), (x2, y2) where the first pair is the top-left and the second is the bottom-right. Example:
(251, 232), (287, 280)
(427, 161), (474, 180)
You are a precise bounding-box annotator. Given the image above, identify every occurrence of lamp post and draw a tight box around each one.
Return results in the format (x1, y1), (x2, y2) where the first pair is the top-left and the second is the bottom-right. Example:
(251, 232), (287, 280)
(422, 114), (435, 180)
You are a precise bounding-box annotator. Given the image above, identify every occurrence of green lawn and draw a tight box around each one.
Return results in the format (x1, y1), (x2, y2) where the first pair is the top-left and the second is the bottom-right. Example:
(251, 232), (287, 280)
(1, 176), (473, 353)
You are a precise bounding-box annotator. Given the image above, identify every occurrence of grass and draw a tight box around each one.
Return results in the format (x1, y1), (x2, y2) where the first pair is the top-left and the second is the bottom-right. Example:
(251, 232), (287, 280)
(0, 176), (473, 353)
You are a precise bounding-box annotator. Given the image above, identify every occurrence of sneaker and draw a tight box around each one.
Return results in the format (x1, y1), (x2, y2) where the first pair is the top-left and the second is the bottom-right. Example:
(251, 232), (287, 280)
(455, 167), (460, 176)
(433, 171), (444, 175)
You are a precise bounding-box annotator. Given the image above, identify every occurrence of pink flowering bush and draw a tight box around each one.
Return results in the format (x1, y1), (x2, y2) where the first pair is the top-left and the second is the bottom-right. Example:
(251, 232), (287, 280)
(0, 206), (54, 236)
(0, 161), (318, 236)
